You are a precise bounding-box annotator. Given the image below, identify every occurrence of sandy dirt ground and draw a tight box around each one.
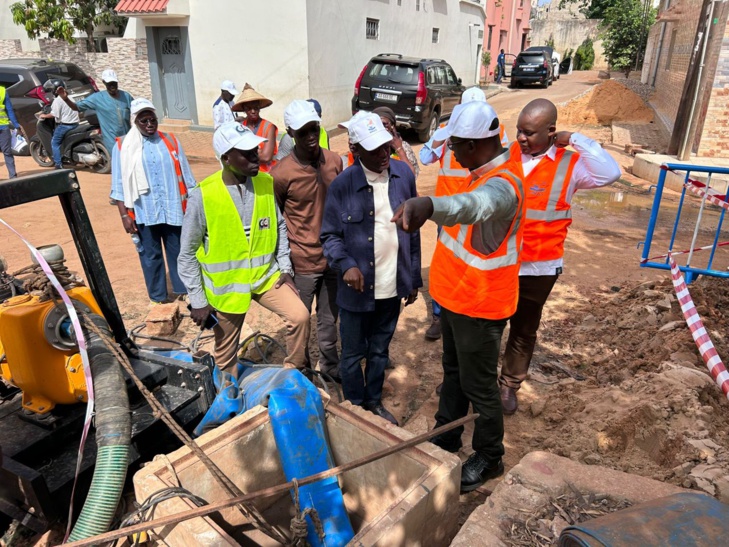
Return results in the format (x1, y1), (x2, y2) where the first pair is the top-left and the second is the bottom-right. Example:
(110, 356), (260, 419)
(2, 71), (729, 545)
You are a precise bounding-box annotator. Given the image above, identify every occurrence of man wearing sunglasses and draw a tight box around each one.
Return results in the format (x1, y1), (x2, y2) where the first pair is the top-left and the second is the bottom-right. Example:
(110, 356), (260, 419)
(178, 121), (310, 376)
(392, 101), (525, 493)
(272, 100), (343, 381)
(111, 98), (195, 305)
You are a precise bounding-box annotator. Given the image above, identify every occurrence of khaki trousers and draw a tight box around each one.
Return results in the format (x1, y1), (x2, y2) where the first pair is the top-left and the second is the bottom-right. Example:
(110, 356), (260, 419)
(212, 282), (310, 373)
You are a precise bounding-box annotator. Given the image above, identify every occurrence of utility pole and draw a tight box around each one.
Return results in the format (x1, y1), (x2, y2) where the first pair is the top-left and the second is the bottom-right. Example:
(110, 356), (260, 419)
(668, 0), (724, 156)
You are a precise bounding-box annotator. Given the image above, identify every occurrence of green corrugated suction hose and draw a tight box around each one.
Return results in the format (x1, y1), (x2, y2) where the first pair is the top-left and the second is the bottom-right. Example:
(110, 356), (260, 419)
(67, 315), (131, 542)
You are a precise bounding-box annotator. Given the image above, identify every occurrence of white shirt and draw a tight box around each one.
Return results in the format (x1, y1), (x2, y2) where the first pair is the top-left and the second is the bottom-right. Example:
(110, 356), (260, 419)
(212, 97), (235, 130)
(519, 132), (621, 276)
(51, 96), (80, 124)
(361, 163), (398, 299)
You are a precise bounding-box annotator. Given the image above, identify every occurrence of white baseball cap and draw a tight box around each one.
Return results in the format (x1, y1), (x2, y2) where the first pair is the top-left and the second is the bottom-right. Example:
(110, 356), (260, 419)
(461, 87), (486, 104)
(131, 98), (155, 116)
(221, 80), (238, 95)
(338, 110), (369, 130)
(284, 100), (321, 130)
(432, 102), (501, 141)
(101, 69), (118, 83)
(213, 121), (267, 157)
(348, 112), (393, 151)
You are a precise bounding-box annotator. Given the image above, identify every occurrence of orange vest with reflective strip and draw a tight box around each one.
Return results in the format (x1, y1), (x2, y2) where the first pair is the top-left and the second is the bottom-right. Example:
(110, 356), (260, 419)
(509, 142), (578, 262)
(244, 118), (278, 173)
(115, 131), (187, 218)
(434, 123), (509, 198)
(430, 157), (525, 320)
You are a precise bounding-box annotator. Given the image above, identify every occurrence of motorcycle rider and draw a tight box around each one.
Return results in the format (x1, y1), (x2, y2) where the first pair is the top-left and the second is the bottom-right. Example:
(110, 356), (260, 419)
(39, 79), (80, 169)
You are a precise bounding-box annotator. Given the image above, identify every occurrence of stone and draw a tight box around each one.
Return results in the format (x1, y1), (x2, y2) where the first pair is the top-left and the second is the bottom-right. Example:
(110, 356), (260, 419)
(659, 320), (684, 332)
(531, 399), (547, 418)
(689, 439), (718, 460)
(144, 303), (181, 337)
(583, 453), (602, 465)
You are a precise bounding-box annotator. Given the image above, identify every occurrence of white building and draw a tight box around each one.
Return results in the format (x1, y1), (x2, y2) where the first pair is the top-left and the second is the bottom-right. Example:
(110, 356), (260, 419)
(117, 0), (486, 129)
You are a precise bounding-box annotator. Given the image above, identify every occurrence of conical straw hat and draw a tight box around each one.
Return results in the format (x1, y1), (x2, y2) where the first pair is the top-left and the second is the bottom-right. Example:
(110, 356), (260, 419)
(232, 83), (273, 111)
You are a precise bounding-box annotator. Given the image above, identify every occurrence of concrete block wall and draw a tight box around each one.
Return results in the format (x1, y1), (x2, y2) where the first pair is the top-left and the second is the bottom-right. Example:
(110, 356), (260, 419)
(0, 37), (152, 101)
(38, 38), (153, 101)
(529, 17), (607, 69)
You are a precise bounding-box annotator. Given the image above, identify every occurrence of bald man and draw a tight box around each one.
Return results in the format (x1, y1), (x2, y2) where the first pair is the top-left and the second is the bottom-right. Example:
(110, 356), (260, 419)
(499, 99), (621, 414)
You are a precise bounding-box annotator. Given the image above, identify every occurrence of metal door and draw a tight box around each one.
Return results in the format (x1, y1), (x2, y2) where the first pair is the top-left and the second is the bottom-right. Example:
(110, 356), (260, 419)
(156, 27), (189, 120)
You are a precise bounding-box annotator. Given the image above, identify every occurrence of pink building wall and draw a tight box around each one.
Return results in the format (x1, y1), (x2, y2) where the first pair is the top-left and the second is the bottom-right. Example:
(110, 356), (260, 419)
(482, 0), (531, 81)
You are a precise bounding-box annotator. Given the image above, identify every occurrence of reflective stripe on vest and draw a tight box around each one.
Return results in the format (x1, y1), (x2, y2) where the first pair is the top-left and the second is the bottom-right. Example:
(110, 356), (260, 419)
(195, 171), (280, 314)
(435, 148), (469, 197)
(319, 127), (329, 150)
(429, 160), (526, 320)
(509, 141), (578, 262)
(245, 118), (278, 172)
(0, 87), (8, 126)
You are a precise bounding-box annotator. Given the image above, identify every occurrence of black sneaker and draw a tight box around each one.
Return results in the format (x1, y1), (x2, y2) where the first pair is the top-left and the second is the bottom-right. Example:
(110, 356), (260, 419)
(460, 452), (504, 493)
(362, 401), (398, 426)
(430, 432), (462, 454)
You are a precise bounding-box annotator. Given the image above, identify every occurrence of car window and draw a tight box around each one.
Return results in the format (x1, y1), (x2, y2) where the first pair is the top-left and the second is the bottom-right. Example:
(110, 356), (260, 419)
(519, 54), (545, 64)
(445, 67), (457, 85)
(434, 66), (446, 85)
(0, 72), (22, 89)
(426, 66), (437, 85)
(34, 63), (90, 88)
(367, 62), (419, 84)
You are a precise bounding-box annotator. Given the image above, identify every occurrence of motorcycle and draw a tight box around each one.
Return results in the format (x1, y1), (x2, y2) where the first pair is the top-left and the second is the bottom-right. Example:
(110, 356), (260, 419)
(29, 106), (111, 174)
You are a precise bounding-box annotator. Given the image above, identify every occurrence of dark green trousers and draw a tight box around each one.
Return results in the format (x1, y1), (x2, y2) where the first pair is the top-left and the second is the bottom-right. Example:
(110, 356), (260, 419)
(435, 307), (506, 463)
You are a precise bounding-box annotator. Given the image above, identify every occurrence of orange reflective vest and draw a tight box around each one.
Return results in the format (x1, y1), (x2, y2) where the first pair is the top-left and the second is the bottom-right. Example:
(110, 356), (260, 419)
(430, 157), (525, 320)
(434, 124), (509, 198)
(116, 131), (187, 219)
(244, 118), (278, 173)
(509, 142), (579, 262)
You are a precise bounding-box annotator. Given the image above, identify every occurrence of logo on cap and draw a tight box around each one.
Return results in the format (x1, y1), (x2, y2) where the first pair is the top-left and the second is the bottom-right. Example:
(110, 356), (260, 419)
(236, 125), (248, 134)
(366, 119), (377, 134)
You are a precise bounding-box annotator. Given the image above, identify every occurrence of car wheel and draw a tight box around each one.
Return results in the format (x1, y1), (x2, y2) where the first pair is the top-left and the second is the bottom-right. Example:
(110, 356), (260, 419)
(542, 79), (549, 89)
(29, 138), (54, 167)
(418, 111), (439, 143)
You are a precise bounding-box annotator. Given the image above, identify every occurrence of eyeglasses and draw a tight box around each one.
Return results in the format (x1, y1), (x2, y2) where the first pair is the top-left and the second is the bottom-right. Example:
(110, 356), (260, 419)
(137, 117), (158, 126)
(447, 138), (472, 150)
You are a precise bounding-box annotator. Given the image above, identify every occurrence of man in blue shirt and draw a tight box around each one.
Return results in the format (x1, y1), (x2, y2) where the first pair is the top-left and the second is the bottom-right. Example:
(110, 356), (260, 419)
(321, 113), (421, 426)
(496, 49), (506, 84)
(0, 85), (20, 179)
(111, 98), (196, 304)
(60, 68), (133, 156)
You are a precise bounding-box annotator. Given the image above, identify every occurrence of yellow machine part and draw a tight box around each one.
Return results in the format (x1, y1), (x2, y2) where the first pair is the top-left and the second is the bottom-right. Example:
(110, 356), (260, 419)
(0, 287), (103, 414)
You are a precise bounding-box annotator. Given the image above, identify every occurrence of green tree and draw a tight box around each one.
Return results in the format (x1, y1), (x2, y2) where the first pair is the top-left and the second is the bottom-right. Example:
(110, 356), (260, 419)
(574, 37), (595, 70)
(600, 0), (655, 77)
(10, 0), (127, 52)
(546, 34), (556, 49)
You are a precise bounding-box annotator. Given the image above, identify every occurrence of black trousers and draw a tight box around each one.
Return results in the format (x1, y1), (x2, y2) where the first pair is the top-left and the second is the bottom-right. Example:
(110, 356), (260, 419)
(435, 306), (506, 463)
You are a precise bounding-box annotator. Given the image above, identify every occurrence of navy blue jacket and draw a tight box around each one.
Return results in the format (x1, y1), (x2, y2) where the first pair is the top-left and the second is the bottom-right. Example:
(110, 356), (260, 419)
(321, 159), (422, 312)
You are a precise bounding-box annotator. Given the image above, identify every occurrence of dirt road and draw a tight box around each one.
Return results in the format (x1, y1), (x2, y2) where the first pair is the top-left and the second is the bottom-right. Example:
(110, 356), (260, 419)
(3, 70), (728, 541)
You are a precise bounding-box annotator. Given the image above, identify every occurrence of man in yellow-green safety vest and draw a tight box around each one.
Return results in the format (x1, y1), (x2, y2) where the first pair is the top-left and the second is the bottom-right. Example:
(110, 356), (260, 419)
(0, 85), (20, 179)
(177, 121), (310, 376)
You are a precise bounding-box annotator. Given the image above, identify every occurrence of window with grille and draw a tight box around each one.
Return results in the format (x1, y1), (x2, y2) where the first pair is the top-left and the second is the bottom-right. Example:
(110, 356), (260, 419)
(366, 18), (379, 40)
(416, 0), (420, 11)
(432, 28), (440, 44)
(397, 0), (402, 4)
(478, 29), (484, 39)
(162, 36), (181, 55)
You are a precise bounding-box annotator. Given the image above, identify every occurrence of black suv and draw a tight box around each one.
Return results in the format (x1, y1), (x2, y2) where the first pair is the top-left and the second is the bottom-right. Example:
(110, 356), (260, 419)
(352, 53), (465, 142)
(510, 51), (554, 89)
(0, 59), (98, 143)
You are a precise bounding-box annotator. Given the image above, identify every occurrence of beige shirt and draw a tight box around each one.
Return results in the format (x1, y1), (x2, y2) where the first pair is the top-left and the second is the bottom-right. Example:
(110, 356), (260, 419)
(362, 164), (398, 299)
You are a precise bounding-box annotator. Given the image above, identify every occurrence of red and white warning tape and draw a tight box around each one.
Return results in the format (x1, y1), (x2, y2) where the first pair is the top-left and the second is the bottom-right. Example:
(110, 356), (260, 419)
(684, 179), (729, 211)
(669, 253), (729, 399)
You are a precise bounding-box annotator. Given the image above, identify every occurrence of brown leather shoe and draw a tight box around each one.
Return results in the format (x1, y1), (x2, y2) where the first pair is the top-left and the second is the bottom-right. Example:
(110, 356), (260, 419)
(425, 316), (442, 340)
(500, 385), (518, 415)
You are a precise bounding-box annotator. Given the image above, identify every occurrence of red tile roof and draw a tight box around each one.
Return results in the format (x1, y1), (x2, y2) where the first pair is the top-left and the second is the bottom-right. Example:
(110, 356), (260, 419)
(115, 0), (169, 13)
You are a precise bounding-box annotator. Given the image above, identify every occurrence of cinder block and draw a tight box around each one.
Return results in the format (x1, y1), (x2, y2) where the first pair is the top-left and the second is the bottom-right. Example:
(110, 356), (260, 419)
(144, 302), (181, 336)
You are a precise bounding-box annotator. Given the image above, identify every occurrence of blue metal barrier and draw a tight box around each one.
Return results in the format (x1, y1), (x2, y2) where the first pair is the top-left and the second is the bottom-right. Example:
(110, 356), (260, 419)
(640, 163), (729, 283)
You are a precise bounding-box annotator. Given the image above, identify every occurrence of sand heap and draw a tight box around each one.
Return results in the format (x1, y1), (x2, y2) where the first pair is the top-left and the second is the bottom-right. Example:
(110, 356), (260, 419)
(559, 79), (654, 125)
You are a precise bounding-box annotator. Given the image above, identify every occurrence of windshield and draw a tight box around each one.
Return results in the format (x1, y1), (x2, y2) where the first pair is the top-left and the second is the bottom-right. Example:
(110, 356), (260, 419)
(519, 55), (546, 64)
(367, 62), (419, 85)
(34, 63), (91, 88)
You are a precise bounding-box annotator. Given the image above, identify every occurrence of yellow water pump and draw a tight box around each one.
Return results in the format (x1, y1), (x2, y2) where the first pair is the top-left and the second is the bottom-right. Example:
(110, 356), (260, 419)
(0, 274), (101, 414)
